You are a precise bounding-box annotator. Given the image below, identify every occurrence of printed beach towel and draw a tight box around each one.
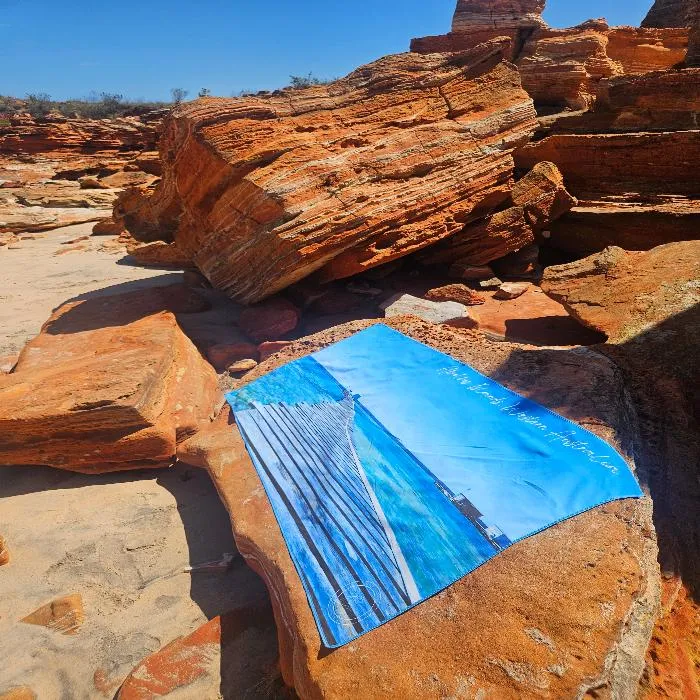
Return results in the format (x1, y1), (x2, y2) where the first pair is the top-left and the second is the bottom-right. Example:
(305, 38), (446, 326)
(226, 324), (642, 648)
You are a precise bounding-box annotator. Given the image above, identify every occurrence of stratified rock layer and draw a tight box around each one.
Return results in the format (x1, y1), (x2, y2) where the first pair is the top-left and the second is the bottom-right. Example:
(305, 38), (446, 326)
(197, 317), (659, 699)
(451, 0), (547, 31)
(0, 287), (221, 473)
(412, 9), (688, 111)
(118, 42), (538, 302)
(421, 160), (574, 267)
(0, 113), (162, 154)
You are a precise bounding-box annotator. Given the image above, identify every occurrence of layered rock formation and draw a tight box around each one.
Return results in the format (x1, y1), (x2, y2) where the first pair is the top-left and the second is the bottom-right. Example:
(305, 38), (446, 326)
(0, 112), (162, 155)
(117, 41), (538, 302)
(188, 317), (659, 699)
(420, 160), (575, 269)
(412, 4), (688, 111)
(451, 0), (547, 31)
(517, 65), (700, 255)
(0, 286), (221, 473)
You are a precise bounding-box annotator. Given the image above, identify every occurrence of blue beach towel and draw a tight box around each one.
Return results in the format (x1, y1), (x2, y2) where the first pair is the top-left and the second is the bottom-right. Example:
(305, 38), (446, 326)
(226, 324), (642, 648)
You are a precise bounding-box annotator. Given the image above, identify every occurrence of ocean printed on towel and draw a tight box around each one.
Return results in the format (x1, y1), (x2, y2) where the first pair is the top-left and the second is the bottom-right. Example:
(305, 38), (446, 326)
(226, 324), (642, 648)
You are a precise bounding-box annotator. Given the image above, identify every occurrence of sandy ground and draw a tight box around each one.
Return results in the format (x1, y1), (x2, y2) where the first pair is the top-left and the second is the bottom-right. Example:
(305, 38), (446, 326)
(0, 224), (275, 698)
(0, 222), (184, 357)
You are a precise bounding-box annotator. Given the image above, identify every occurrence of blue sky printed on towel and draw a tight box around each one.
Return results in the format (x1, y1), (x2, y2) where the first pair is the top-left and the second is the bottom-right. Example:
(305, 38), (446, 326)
(226, 324), (643, 648)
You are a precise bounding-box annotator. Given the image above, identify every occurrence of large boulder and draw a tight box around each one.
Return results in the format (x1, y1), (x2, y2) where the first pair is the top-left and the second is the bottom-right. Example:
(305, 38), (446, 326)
(540, 242), (699, 343)
(0, 286), (221, 473)
(185, 317), (660, 699)
(117, 41), (538, 303)
(542, 242), (700, 661)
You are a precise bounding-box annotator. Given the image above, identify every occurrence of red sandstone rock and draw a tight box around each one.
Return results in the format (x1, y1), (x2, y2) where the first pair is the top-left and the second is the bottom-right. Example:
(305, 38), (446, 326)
(467, 286), (606, 345)
(541, 242), (699, 342)
(451, 0), (546, 31)
(117, 602), (281, 700)
(425, 284), (485, 305)
(206, 342), (259, 372)
(0, 114), (161, 155)
(641, 578), (700, 699)
(20, 594), (85, 635)
(516, 131), (700, 200)
(0, 287), (221, 473)
(412, 6), (688, 110)
(423, 206), (534, 267)
(238, 297), (301, 343)
(511, 161), (577, 230)
(548, 200), (700, 255)
(118, 42), (538, 302)
(201, 317), (658, 699)
(126, 241), (193, 268)
(0, 536), (8, 566)
(542, 242), (700, 692)
(421, 161), (573, 268)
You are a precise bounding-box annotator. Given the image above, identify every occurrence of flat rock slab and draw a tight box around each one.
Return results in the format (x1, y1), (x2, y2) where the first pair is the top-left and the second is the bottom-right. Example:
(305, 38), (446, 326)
(468, 286), (605, 346)
(0, 287), (221, 473)
(380, 293), (470, 324)
(196, 317), (659, 699)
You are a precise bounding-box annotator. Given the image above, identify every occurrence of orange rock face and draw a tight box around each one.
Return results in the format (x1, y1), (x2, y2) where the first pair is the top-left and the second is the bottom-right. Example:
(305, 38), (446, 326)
(117, 602), (281, 700)
(118, 41), (538, 302)
(516, 131), (700, 199)
(412, 9), (688, 111)
(421, 161), (574, 267)
(541, 242), (699, 342)
(451, 0), (546, 31)
(0, 113), (162, 155)
(542, 242), (700, 697)
(200, 317), (659, 700)
(0, 286), (221, 473)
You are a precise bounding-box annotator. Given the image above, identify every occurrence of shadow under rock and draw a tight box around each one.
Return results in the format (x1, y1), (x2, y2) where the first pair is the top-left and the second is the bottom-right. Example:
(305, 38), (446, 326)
(157, 466), (289, 699)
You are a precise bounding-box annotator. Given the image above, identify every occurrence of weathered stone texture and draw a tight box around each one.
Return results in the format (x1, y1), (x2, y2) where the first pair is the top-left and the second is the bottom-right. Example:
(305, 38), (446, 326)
(118, 42), (538, 302)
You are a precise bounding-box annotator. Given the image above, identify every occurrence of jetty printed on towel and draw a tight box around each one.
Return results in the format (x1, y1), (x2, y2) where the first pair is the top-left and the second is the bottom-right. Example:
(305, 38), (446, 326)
(226, 324), (643, 648)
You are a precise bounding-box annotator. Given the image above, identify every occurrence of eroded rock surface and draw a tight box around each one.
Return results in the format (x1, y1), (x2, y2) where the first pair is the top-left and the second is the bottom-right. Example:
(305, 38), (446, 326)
(542, 242), (700, 642)
(412, 4), (688, 111)
(117, 42), (538, 302)
(0, 286), (221, 473)
(117, 603), (283, 700)
(194, 317), (659, 700)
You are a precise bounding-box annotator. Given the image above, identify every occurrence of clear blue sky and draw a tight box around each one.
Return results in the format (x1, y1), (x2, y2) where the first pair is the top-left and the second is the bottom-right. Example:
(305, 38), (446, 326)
(1, 0), (653, 101)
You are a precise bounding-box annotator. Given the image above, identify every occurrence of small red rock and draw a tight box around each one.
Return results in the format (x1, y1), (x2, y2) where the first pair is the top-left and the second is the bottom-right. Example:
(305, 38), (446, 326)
(425, 284), (486, 306)
(239, 297), (300, 343)
(227, 358), (258, 375)
(206, 343), (258, 372)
